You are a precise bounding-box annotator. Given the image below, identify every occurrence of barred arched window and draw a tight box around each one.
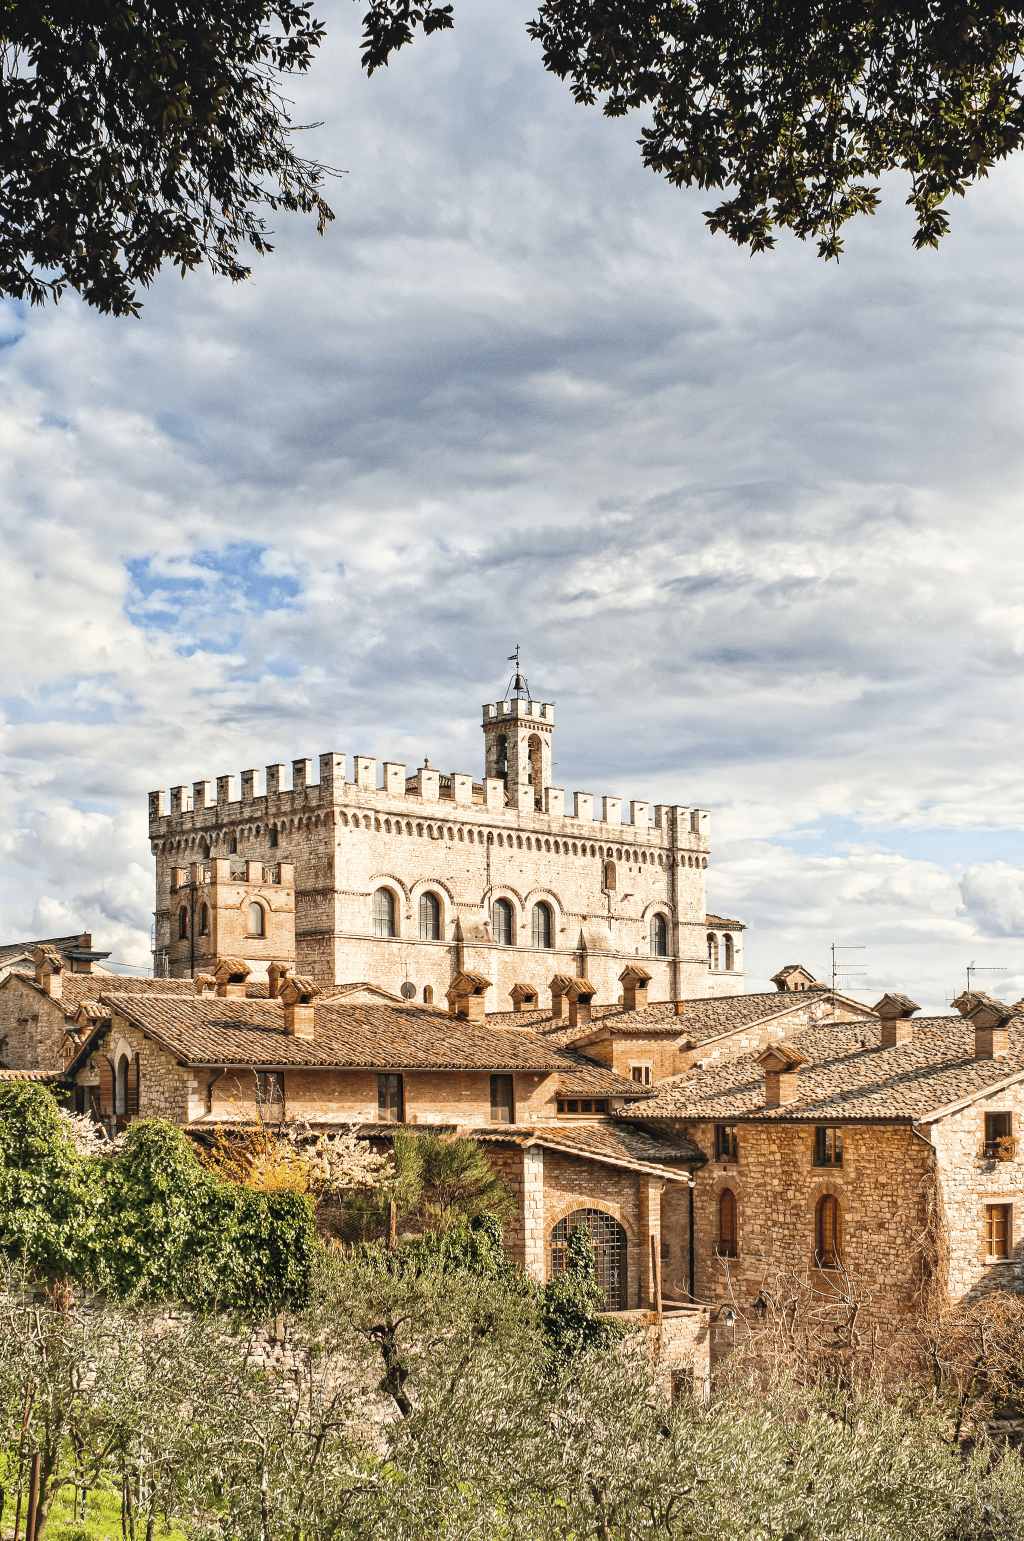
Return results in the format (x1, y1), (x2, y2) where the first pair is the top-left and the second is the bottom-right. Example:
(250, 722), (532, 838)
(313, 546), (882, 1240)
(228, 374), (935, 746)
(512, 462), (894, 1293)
(374, 888), (396, 938)
(247, 902), (264, 936)
(650, 913), (667, 956)
(718, 1189), (738, 1258)
(419, 891), (440, 941)
(178, 907), (188, 940)
(492, 898), (514, 946)
(816, 1195), (842, 1269)
(531, 902), (552, 949)
(550, 1209), (628, 1310)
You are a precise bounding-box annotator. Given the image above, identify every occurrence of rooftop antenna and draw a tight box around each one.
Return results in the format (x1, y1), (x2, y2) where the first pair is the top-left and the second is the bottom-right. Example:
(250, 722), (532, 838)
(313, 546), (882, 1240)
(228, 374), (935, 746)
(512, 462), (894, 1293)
(831, 942), (866, 996)
(965, 960), (1007, 993)
(505, 646), (531, 702)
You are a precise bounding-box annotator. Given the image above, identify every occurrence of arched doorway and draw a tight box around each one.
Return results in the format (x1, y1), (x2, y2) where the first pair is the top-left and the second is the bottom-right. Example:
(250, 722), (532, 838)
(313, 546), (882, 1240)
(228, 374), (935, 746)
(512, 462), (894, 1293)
(550, 1209), (628, 1310)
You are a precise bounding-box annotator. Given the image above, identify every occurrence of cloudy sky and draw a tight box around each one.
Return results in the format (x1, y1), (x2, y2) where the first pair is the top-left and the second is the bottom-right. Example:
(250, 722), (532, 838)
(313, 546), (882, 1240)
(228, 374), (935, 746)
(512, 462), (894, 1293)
(4, 0), (1024, 1009)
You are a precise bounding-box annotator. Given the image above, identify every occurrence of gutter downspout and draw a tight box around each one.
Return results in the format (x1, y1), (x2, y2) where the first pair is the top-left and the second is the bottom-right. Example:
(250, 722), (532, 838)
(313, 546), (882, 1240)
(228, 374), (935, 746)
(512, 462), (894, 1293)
(688, 1176), (696, 1303)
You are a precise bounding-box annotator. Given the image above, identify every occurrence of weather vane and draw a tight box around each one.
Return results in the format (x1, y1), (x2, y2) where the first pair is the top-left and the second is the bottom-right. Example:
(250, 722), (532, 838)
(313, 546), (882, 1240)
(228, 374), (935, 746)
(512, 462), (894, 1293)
(505, 646), (531, 701)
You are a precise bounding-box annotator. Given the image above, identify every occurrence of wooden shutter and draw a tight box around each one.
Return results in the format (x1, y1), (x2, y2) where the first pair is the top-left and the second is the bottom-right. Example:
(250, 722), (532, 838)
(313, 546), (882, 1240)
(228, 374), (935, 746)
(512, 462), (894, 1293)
(819, 1196), (841, 1266)
(98, 1055), (114, 1115)
(127, 1053), (140, 1118)
(719, 1189), (737, 1255)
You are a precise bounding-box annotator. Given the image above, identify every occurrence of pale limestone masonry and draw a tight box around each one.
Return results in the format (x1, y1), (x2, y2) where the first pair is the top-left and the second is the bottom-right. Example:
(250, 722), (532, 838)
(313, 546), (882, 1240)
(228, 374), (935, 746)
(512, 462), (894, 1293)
(148, 687), (742, 1008)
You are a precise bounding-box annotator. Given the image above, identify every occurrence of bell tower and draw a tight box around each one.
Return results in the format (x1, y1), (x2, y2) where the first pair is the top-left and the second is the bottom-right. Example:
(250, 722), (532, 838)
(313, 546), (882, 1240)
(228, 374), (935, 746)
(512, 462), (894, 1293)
(481, 652), (555, 813)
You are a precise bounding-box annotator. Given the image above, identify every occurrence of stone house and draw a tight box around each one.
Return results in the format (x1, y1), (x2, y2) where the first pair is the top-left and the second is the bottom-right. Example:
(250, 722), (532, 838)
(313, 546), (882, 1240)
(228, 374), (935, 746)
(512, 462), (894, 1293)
(147, 676), (743, 1005)
(621, 990), (1024, 1332)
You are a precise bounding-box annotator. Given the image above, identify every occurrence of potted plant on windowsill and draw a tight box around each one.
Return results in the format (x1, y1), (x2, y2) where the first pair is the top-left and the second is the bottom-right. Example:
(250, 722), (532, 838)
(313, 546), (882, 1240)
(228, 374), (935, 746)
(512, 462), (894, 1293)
(996, 1135), (1017, 1162)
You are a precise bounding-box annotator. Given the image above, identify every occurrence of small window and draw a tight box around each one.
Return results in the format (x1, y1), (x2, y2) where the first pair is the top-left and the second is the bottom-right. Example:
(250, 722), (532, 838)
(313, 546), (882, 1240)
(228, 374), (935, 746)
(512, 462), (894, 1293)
(593, 1099), (607, 1113)
(229, 836), (237, 855)
(531, 902), (552, 949)
(269, 826), (278, 848)
(178, 907), (188, 940)
(247, 902), (265, 936)
(724, 934), (734, 970)
(986, 1204), (1011, 1259)
(715, 1125), (738, 1163)
(492, 898), (514, 946)
(419, 891), (440, 941)
(650, 913), (668, 956)
(378, 1073), (404, 1122)
(603, 861), (616, 891)
(707, 933), (719, 969)
(984, 1111), (1013, 1158)
(718, 1189), (737, 1257)
(374, 888), (396, 938)
(630, 1065), (652, 1086)
(815, 1195), (842, 1269)
(490, 1074), (514, 1124)
(256, 1071), (284, 1115)
(814, 1127), (843, 1167)
(199, 904), (210, 937)
(423, 984), (434, 1005)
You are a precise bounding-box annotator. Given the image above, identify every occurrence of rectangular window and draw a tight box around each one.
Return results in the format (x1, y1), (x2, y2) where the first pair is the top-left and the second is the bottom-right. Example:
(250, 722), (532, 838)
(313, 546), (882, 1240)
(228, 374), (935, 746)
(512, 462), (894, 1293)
(986, 1204), (1011, 1260)
(814, 1127), (843, 1167)
(256, 1072), (284, 1117)
(593, 1099), (607, 1114)
(715, 1125), (739, 1163)
(378, 1073), (404, 1123)
(984, 1112), (1013, 1158)
(490, 1074), (514, 1124)
(630, 1065), (652, 1085)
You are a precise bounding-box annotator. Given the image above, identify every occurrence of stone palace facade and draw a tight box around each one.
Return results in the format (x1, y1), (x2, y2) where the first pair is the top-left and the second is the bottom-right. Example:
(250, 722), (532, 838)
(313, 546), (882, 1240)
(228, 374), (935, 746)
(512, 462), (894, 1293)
(147, 681), (745, 1009)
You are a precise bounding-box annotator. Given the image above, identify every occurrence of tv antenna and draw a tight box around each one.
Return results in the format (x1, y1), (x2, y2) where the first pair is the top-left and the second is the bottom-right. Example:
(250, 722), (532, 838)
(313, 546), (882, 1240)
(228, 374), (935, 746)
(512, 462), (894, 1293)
(831, 942), (866, 996)
(965, 960), (1007, 993)
(505, 646), (531, 701)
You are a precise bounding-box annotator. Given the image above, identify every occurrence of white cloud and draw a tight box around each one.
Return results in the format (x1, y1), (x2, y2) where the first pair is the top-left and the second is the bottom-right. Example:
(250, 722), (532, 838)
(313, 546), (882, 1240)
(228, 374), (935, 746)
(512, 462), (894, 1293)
(958, 862), (1024, 940)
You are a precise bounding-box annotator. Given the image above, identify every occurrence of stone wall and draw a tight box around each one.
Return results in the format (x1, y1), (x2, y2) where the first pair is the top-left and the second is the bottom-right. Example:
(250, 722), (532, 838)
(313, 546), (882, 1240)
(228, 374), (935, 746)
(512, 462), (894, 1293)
(0, 973), (65, 1070)
(88, 1014), (195, 1123)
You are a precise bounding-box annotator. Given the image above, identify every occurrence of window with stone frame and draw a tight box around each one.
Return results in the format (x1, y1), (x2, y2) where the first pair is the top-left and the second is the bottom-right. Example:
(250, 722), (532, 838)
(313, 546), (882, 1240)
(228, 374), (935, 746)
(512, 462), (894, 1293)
(199, 903), (210, 936)
(531, 902), (553, 949)
(178, 907), (188, 939)
(492, 898), (514, 946)
(418, 890), (441, 941)
(718, 1189), (738, 1257)
(247, 901), (265, 936)
(984, 1111), (1013, 1158)
(715, 1124), (739, 1163)
(986, 1203), (1011, 1260)
(378, 1073), (403, 1122)
(630, 1064), (652, 1086)
(374, 887), (396, 938)
(650, 913), (668, 956)
(814, 1126), (843, 1167)
(603, 861), (616, 891)
(815, 1194), (842, 1269)
(490, 1074), (514, 1124)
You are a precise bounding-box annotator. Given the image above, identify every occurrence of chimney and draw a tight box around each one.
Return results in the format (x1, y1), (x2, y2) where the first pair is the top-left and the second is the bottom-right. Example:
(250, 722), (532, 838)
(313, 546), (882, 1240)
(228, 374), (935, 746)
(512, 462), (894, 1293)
(549, 974), (574, 1019)
(33, 946), (63, 1000)
(872, 992), (920, 1048)
(952, 992), (1013, 1059)
(213, 957), (253, 998)
(756, 1044), (807, 1107)
(509, 982), (538, 1012)
(193, 974), (217, 997)
(567, 977), (597, 1029)
(267, 961), (291, 1000)
(445, 971), (492, 1024)
(280, 975), (321, 1038)
(619, 964), (652, 1013)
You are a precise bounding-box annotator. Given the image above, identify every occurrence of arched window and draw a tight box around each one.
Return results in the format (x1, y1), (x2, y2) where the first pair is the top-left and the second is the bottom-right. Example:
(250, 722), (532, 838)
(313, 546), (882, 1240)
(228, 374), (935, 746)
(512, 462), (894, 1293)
(114, 1053), (129, 1117)
(718, 1189), (738, 1257)
(531, 902), (552, 949)
(494, 734), (507, 779)
(269, 826), (279, 848)
(178, 907), (188, 940)
(724, 934), (734, 970)
(650, 913), (667, 956)
(816, 1195), (842, 1269)
(374, 888), (396, 938)
(707, 933), (719, 969)
(419, 891), (440, 941)
(247, 902), (264, 936)
(199, 904), (210, 937)
(492, 898), (514, 946)
(550, 1210), (628, 1310)
(604, 861), (616, 891)
(229, 836), (237, 855)
(422, 985), (434, 1005)
(528, 733), (542, 788)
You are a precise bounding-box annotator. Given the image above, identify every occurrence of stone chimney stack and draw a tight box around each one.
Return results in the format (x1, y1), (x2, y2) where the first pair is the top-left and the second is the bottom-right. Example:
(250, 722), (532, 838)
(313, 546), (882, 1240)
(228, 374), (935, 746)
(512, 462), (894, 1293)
(213, 957), (252, 999)
(567, 977), (597, 1029)
(756, 1044), (807, 1107)
(952, 992), (1013, 1059)
(549, 974), (574, 1020)
(33, 945), (63, 1000)
(619, 964), (652, 1013)
(280, 975), (321, 1039)
(872, 993), (920, 1048)
(509, 982), (538, 1012)
(267, 961), (291, 1001)
(445, 971), (492, 1024)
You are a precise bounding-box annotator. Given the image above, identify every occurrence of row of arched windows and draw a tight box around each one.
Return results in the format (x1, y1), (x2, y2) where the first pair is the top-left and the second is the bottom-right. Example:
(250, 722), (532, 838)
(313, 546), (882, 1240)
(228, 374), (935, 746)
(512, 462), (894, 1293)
(372, 887), (670, 954)
(177, 901), (265, 941)
(707, 933), (735, 970)
(718, 1189), (842, 1269)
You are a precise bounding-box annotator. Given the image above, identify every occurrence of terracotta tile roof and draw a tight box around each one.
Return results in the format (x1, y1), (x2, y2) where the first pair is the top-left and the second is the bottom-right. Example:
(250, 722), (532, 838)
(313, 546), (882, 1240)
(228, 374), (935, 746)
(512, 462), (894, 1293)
(467, 1119), (703, 1175)
(100, 992), (647, 1097)
(705, 914), (746, 930)
(0, 934), (88, 965)
(0, 1069), (65, 1083)
(620, 1015), (1024, 1123)
(4, 973), (276, 1019)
